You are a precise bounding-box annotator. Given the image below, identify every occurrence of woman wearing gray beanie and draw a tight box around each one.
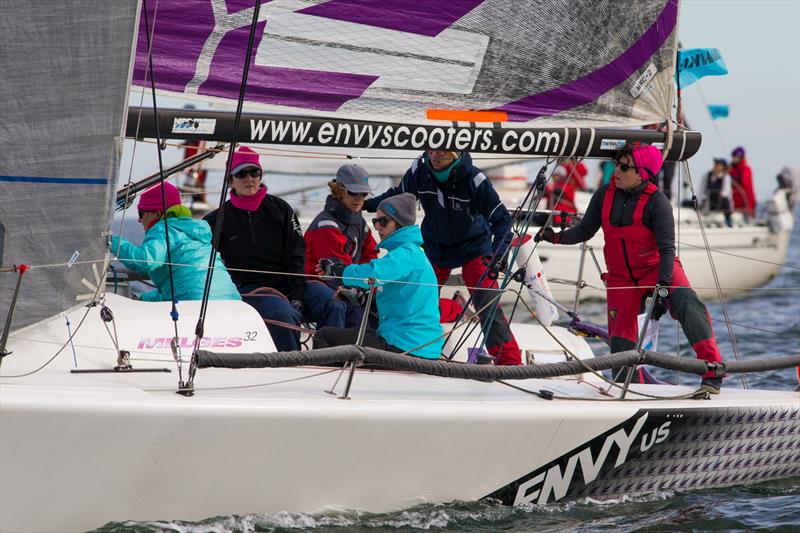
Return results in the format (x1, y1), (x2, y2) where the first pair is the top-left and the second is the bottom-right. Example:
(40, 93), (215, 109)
(314, 193), (444, 358)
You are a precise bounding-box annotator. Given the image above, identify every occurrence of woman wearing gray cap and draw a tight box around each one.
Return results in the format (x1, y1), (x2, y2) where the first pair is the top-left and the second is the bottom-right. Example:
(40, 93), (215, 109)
(304, 164), (379, 328)
(314, 193), (444, 359)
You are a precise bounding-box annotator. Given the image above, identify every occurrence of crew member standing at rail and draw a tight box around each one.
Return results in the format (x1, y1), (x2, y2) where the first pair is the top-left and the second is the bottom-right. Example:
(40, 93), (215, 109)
(365, 150), (522, 365)
(536, 144), (724, 393)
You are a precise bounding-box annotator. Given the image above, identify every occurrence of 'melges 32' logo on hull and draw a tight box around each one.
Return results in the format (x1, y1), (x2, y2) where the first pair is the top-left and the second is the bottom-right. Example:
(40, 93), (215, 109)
(486, 411), (672, 506)
(137, 337), (243, 350)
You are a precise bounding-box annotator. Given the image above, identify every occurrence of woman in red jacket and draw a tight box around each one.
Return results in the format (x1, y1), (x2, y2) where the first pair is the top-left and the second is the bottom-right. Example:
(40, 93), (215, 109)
(304, 164), (378, 327)
(730, 146), (756, 219)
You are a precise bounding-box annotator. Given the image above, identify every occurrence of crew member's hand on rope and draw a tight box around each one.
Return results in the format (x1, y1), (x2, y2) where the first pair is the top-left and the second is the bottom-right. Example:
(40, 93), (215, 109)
(534, 227), (561, 243)
(650, 285), (670, 321)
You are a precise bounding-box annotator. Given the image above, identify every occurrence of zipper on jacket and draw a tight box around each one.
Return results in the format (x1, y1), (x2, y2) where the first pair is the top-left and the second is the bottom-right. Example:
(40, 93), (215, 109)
(247, 212), (257, 243)
(620, 240), (637, 285)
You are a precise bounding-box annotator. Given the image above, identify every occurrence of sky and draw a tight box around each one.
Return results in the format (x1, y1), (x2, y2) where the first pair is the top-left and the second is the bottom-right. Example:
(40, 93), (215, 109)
(120, 0), (800, 203)
(678, 0), (800, 200)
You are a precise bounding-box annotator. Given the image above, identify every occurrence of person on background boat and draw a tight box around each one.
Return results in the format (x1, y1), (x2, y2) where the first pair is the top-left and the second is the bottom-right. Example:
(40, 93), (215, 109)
(702, 158), (733, 227)
(776, 166), (797, 210)
(730, 146), (756, 220)
(545, 163), (578, 225)
(364, 150), (522, 366)
(313, 193), (443, 358)
(597, 159), (615, 188)
(110, 182), (240, 302)
(204, 146), (335, 352)
(304, 164), (379, 328)
(536, 144), (724, 393)
(561, 158), (588, 191)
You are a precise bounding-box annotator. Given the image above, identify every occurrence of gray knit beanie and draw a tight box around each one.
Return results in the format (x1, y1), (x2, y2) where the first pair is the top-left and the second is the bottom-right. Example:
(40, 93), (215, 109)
(377, 193), (417, 227)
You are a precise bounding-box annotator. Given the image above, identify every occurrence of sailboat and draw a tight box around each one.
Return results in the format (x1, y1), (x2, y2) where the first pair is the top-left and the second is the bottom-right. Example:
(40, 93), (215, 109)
(1, 2), (798, 532)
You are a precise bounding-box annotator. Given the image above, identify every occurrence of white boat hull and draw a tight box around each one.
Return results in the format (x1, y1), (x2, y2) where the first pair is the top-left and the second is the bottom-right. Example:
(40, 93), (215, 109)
(1, 296), (798, 532)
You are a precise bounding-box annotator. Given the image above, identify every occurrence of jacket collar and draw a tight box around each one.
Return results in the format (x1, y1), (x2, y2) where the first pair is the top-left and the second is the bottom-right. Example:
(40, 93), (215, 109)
(324, 195), (363, 225)
(378, 225), (422, 252)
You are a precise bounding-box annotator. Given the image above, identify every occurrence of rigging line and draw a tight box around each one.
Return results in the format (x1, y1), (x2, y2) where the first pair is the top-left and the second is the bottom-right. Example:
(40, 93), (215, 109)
(190, 1), (263, 394)
(446, 154), (558, 358)
(488, 155), (577, 348)
(676, 240), (800, 271)
(496, 379), (705, 402)
(681, 160), (747, 389)
(513, 293), (680, 399)
(141, 0), (184, 385)
(116, 0), (162, 251)
(146, 367), (340, 393)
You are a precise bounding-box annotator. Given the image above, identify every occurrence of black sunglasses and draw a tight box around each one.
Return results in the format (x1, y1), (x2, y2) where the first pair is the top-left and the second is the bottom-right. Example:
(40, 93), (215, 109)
(613, 160), (638, 173)
(372, 216), (392, 227)
(346, 190), (368, 198)
(233, 168), (262, 179)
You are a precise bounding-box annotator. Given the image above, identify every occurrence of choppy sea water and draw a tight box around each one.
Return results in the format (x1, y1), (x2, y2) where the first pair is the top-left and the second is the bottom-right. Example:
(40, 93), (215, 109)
(99, 209), (800, 533)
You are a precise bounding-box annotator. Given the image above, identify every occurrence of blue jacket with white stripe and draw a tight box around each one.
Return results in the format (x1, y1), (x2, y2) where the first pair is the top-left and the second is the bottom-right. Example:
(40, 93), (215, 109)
(364, 153), (513, 269)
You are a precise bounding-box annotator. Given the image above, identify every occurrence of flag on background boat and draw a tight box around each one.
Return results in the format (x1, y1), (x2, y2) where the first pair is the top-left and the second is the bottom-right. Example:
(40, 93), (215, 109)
(676, 47), (728, 88)
(133, 0), (682, 127)
(708, 104), (730, 119)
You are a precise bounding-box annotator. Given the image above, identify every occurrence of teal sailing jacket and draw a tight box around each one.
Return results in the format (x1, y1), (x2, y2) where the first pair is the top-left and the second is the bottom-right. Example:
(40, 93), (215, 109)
(342, 225), (443, 358)
(111, 217), (241, 302)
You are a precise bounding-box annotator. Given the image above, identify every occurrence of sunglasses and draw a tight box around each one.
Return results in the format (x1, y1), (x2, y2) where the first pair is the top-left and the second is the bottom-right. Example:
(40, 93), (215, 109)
(613, 160), (638, 173)
(346, 190), (369, 198)
(233, 168), (262, 180)
(372, 216), (392, 228)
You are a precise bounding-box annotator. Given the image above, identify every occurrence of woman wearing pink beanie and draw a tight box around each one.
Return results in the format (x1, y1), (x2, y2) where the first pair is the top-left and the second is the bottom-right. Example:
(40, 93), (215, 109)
(111, 182), (240, 302)
(537, 144), (725, 394)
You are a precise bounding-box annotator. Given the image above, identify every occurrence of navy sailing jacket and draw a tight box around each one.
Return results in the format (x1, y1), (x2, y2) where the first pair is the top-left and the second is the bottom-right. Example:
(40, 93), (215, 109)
(364, 153), (513, 269)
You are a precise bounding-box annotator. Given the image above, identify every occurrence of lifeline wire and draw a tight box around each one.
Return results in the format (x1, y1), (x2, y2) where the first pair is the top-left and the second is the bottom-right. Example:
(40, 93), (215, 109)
(681, 160), (747, 389)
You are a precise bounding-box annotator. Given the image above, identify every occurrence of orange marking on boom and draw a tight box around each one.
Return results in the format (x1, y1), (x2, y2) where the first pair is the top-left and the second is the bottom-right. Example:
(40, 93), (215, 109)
(426, 109), (508, 123)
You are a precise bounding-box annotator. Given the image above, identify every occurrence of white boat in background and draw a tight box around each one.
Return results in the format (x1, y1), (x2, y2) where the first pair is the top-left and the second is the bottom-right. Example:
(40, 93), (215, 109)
(2, 1), (798, 532)
(490, 168), (795, 304)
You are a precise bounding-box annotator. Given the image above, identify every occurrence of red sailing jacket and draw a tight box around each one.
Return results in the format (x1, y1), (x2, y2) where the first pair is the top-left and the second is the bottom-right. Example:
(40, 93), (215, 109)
(304, 196), (378, 276)
(562, 161), (588, 191)
(730, 160), (756, 215)
(601, 181), (661, 284)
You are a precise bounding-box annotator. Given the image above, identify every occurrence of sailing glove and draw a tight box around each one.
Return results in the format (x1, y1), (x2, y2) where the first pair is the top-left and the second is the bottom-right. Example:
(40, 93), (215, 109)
(319, 257), (346, 280)
(337, 286), (366, 306)
(650, 286), (670, 321)
(534, 227), (560, 244)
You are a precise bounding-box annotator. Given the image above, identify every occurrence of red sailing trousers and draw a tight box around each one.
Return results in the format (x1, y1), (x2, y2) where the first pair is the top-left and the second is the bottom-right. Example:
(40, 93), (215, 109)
(433, 256), (522, 365)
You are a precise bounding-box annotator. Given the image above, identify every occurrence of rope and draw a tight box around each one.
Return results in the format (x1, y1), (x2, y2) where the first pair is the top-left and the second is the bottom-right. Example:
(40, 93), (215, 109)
(189, 0), (263, 394)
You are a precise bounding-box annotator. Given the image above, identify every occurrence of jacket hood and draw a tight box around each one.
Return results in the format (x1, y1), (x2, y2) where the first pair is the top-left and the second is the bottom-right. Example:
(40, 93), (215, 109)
(148, 216), (212, 245)
(378, 224), (423, 251)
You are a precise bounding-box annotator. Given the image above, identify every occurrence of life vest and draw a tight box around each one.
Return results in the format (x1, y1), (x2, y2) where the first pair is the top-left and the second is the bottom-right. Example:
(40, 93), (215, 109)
(601, 181), (660, 284)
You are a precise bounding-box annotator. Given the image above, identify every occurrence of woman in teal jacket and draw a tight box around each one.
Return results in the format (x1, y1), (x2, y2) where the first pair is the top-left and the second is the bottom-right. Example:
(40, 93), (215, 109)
(313, 193), (443, 359)
(111, 183), (240, 302)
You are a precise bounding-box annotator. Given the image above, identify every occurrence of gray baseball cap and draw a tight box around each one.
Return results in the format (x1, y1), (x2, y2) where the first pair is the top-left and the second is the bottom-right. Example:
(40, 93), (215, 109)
(336, 164), (372, 193)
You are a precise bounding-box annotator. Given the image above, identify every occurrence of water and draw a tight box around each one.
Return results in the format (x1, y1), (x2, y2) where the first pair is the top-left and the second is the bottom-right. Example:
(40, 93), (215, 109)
(98, 209), (800, 532)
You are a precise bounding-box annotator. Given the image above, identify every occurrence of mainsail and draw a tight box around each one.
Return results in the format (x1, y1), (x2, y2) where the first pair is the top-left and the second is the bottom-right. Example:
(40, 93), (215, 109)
(0, 3), (139, 329)
(133, 0), (681, 128)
